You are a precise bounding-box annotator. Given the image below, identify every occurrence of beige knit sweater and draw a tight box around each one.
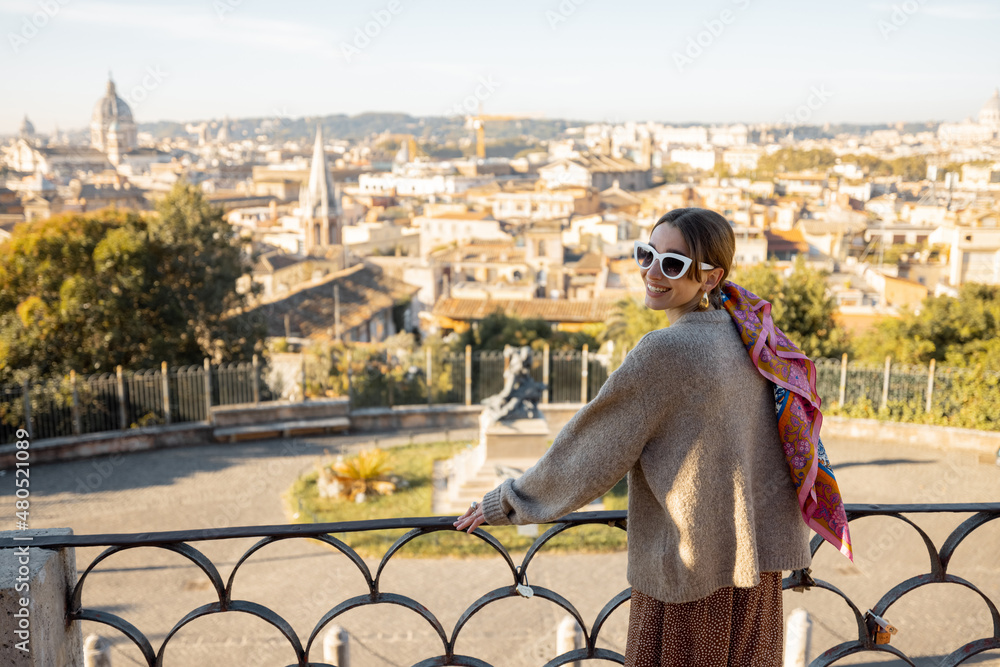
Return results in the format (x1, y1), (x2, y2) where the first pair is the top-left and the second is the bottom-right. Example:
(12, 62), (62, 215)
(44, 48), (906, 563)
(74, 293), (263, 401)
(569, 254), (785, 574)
(481, 308), (813, 604)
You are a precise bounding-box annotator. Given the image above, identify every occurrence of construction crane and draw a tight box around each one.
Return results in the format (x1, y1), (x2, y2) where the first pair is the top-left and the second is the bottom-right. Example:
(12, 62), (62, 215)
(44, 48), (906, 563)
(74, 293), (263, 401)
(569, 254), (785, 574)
(466, 112), (535, 159)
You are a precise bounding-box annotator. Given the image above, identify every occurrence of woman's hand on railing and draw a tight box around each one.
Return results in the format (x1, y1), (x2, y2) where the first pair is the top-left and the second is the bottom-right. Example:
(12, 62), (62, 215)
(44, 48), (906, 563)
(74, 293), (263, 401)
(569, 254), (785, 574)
(453, 500), (487, 533)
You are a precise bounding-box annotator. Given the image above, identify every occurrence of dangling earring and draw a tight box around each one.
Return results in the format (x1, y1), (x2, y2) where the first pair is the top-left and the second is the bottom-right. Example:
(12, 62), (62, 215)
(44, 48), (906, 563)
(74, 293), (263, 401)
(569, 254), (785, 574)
(700, 290), (710, 309)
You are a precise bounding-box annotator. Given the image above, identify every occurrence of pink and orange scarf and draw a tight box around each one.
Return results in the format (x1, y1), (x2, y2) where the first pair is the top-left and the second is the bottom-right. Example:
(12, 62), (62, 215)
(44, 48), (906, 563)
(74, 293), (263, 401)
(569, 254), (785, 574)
(719, 281), (854, 562)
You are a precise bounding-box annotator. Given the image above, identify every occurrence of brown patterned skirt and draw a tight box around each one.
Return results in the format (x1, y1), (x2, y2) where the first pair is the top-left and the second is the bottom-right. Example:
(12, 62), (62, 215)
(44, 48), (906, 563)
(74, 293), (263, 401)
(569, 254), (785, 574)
(624, 572), (784, 667)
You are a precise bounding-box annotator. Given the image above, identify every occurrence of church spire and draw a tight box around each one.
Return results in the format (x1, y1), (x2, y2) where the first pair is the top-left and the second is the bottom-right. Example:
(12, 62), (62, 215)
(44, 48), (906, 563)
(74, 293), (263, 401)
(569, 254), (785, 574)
(299, 124), (341, 253)
(306, 124), (331, 222)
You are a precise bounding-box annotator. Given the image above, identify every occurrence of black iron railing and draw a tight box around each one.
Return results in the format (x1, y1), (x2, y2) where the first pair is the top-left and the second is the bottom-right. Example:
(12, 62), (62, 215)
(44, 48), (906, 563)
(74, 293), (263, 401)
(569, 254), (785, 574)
(1, 503), (998, 666)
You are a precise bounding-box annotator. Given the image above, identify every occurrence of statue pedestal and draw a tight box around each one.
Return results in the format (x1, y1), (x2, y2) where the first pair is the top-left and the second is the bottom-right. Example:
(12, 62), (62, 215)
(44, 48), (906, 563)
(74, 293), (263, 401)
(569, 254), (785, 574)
(484, 418), (550, 460)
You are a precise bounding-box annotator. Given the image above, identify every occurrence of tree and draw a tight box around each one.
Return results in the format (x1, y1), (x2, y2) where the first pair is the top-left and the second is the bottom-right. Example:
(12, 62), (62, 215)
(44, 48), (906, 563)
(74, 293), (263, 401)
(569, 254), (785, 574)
(602, 297), (668, 353)
(755, 148), (838, 179)
(454, 310), (601, 352)
(0, 181), (263, 384)
(852, 284), (1000, 367)
(729, 258), (848, 359)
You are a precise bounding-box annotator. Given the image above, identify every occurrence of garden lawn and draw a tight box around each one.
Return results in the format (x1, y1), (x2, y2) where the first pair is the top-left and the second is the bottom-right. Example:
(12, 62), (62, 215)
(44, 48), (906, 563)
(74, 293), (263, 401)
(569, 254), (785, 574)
(283, 440), (628, 558)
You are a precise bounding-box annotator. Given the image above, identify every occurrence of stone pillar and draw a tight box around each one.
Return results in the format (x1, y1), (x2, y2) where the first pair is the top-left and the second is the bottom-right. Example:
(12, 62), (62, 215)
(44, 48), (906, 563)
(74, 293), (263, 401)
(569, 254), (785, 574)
(322, 625), (349, 665)
(0, 528), (83, 666)
(556, 615), (581, 666)
(783, 607), (811, 667)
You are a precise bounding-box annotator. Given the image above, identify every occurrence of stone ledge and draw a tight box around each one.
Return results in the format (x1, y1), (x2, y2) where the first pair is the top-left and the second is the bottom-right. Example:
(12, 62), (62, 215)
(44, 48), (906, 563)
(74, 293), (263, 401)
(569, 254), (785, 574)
(821, 415), (1000, 455)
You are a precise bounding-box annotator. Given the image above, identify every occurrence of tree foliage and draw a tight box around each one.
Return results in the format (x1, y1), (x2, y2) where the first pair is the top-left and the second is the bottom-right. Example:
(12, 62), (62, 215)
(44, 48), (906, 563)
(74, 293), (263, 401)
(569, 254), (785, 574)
(852, 284), (1000, 368)
(729, 258), (848, 359)
(0, 181), (263, 384)
(454, 310), (601, 352)
(602, 297), (668, 353)
(755, 148), (838, 178)
(839, 154), (928, 181)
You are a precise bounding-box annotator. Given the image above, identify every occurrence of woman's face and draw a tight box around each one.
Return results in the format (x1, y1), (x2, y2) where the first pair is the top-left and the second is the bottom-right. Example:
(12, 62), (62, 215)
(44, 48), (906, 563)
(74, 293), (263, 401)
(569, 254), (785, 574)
(640, 223), (711, 313)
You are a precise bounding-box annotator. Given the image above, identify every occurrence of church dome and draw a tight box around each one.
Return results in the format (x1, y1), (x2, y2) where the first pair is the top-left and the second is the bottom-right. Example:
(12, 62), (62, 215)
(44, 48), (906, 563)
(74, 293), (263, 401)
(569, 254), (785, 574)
(90, 75), (138, 161)
(92, 78), (134, 127)
(978, 88), (1000, 128)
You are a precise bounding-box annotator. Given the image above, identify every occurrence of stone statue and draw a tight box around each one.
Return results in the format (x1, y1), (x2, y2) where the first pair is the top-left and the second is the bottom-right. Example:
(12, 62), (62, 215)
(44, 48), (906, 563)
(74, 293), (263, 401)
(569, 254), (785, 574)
(481, 346), (547, 425)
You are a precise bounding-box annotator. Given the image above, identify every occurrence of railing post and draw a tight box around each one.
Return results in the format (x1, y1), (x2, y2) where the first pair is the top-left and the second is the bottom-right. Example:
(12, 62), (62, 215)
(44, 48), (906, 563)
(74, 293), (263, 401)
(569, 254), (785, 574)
(426, 346), (432, 407)
(252, 354), (260, 406)
(0, 528), (84, 665)
(880, 355), (891, 412)
(556, 615), (581, 666)
(542, 344), (550, 404)
(346, 364), (353, 410)
(580, 344), (589, 403)
(21, 379), (31, 438)
(71, 370), (81, 436)
(465, 345), (472, 406)
(926, 358), (936, 413)
(323, 625), (350, 666)
(783, 608), (811, 667)
(203, 358), (213, 424)
(387, 356), (394, 408)
(300, 354), (307, 402)
(838, 352), (848, 408)
(161, 362), (171, 425)
(116, 365), (127, 430)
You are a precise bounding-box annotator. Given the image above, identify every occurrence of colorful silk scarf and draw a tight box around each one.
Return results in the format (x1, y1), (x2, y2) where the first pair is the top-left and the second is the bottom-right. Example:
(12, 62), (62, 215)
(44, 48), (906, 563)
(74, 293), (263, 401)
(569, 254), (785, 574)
(719, 281), (854, 562)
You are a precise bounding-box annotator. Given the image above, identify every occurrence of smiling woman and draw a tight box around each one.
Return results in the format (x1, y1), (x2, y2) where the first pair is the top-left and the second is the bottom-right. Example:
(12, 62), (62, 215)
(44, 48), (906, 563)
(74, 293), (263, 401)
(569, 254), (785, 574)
(456, 207), (853, 666)
(636, 208), (734, 324)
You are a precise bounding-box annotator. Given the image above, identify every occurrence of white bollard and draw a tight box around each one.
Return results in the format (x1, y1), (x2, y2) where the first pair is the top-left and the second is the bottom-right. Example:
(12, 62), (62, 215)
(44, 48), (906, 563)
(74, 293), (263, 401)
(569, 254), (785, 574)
(556, 615), (582, 666)
(783, 607), (812, 667)
(84, 634), (112, 667)
(323, 625), (350, 666)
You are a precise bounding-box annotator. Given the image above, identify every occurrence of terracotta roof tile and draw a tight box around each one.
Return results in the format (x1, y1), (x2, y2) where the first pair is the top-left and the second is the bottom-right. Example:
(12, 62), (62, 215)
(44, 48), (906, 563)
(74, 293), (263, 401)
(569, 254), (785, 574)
(241, 263), (418, 340)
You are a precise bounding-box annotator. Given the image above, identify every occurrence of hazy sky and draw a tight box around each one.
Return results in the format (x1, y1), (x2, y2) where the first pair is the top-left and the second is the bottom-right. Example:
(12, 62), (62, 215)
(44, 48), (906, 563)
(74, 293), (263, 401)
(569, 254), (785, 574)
(2, 0), (999, 135)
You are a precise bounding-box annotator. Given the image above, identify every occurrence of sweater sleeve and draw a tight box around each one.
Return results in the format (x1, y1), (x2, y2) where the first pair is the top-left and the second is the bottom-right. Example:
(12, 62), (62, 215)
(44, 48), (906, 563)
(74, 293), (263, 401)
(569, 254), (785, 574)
(480, 337), (663, 526)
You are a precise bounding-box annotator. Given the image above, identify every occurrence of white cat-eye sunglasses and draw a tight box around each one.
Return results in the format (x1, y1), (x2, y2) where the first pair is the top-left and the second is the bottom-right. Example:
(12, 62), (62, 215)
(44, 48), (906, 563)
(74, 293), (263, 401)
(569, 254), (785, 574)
(633, 241), (714, 279)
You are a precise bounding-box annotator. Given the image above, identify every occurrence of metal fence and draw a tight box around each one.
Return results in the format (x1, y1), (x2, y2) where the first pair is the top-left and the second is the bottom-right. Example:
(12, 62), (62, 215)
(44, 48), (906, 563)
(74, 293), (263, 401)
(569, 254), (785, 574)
(4, 348), (998, 445)
(0, 357), (276, 445)
(2, 504), (996, 666)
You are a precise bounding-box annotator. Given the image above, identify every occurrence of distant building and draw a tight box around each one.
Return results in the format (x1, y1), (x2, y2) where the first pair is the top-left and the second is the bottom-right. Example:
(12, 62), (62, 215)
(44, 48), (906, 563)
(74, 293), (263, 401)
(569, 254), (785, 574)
(298, 126), (343, 254)
(538, 154), (652, 191)
(90, 76), (138, 165)
(668, 148), (716, 171)
(242, 262), (418, 343)
(414, 210), (509, 257)
(937, 88), (1000, 144)
(930, 215), (1000, 286)
(491, 186), (599, 222)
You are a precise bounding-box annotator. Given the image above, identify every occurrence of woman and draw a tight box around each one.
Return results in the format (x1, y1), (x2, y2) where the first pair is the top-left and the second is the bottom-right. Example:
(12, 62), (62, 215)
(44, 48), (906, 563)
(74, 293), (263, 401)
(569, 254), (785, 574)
(454, 207), (851, 666)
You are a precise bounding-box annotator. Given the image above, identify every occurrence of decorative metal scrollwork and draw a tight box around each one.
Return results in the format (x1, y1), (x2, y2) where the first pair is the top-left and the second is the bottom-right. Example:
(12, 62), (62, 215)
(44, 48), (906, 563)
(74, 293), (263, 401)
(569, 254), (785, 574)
(1, 504), (997, 666)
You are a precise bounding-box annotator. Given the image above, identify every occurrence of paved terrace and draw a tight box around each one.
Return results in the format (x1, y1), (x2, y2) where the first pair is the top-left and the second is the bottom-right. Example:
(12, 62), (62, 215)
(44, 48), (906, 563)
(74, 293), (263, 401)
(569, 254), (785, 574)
(2, 428), (998, 666)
